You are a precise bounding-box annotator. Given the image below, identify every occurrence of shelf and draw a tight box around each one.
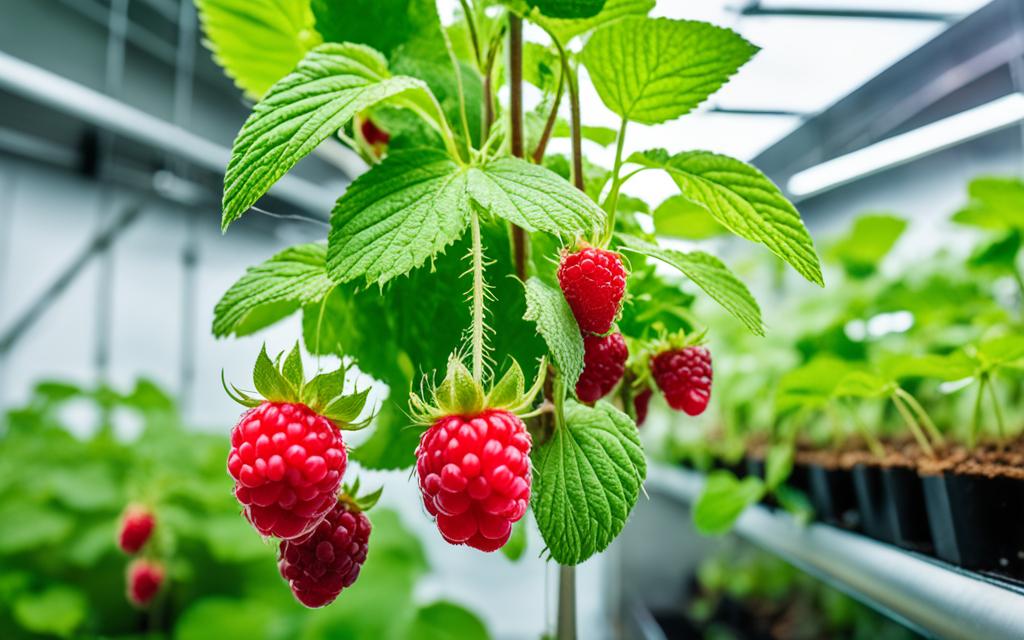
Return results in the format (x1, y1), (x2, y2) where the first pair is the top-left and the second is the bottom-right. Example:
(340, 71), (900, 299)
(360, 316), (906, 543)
(646, 464), (1024, 640)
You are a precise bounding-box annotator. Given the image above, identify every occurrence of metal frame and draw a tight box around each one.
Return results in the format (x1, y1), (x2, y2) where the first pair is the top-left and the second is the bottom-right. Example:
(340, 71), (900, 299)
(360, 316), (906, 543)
(647, 465), (1024, 640)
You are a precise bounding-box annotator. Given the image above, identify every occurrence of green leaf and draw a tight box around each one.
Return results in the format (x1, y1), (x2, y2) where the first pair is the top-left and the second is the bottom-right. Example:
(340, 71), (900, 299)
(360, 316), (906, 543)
(253, 344), (295, 401)
(653, 195), (727, 239)
(692, 471), (764, 535)
(582, 17), (757, 125)
(13, 586), (86, 638)
(222, 43), (434, 230)
(501, 517), (528, 561)
(764, 443), (793, 491)
(468, 157), (605, 236)
(775, 485), (813, 526)
(978, 335), (1024, 369)
(552, 120), (618, 147)
(968, 230), (1021, 274)
(213, 243), (335, 338)
(0, 503), (72, 553)
(528, 0), (606, 19)
(881, 352), (977, 383)
(176, 598), (279, 640)
(617, 233), (764, 336)
(522, 277), (585, 385)
(833, 371), (895, 400)
(532, 400), (646, 565)
(196, 0), (321, 99)
(405, 601), (489, 640)
(528, 0), (656, 43)
(774, 357), (855, 415)
(828, 213), (907, 279)
(522, 42), (561, 92)
(629, 150), (823, 286)
(327, 149), (470, 286)
(952, 176), (1024, 230)
(312, 0), (445, 60)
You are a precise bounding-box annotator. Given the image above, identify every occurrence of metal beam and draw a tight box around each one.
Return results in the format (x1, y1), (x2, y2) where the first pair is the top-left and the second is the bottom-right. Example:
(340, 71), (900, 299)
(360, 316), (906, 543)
(0, 50), (338, 216)
(739, 6), (961, 22)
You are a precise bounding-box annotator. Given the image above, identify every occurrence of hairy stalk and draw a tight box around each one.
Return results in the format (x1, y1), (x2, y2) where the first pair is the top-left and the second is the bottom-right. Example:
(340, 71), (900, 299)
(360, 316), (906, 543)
(987, 379), (1007, 447)
(894, 388), (944, 446)
(892, 393), (935, 459)
(470, 211), (486, 382)
(457, 0), (482, 67)
(600, 117), (629, 245)
(532, 63), (566, 163)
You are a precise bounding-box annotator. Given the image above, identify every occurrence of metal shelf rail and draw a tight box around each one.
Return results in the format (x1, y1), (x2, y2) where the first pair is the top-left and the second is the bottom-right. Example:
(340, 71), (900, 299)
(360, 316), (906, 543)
(646, 464), (1024, 640)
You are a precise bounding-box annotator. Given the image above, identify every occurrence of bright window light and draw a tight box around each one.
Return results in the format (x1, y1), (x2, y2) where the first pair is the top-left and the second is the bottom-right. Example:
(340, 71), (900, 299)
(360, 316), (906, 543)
(787, 93), (1024, 198)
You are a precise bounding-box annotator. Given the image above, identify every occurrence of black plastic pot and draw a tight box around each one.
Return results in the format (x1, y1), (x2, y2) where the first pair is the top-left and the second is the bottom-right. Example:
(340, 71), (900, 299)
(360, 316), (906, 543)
(807, 464), (859, 528)
(882, 466), (932, 551)
(789, 462), (812, 495)
(922, 471), (1024, 578)
(852, 464), (894, 543)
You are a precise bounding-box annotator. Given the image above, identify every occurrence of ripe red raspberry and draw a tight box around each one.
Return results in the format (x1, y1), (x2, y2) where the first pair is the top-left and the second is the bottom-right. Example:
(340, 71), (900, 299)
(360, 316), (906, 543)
(651, 346), (713, 416)
(557, 247), (627, 335)
(576, 332), (628, 402)
(633, 387), (653, 426)
(416, 410), (531, 552)
(278, 498), (370, 608)
(118, 505), (155, 554)
(360, 118), (390, 146)
(126, 560), (164, 607)
(228, 402), (347, 540)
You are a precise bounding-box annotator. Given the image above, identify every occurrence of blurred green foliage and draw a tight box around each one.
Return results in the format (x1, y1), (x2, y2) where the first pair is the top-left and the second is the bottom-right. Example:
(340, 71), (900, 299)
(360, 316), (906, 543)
(0, 380), (488, 639)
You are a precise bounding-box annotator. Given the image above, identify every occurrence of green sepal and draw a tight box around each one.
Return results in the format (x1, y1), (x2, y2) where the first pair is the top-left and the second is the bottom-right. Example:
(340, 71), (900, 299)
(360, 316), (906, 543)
(435, 357), (485, 416)
(304, 367), (347, 410)
(340, 478), (383, 513)
(281, 343), (304, 390)
(324, 387), (372, 429)
(220, 370), (262, 408)
(410, 356), (547, 425)
(253, 344), (295, 401)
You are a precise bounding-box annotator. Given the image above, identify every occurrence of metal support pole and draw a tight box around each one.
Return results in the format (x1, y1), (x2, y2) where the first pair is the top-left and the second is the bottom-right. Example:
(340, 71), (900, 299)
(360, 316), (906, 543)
(557, 564), (577, 639)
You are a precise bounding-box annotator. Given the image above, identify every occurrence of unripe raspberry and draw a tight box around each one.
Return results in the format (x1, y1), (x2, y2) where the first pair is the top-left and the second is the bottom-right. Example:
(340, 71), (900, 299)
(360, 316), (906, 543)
(416, 410), (531, 552)
(576, 332), (628, 403)
(633, 387), (653, 426)
(278, 499), (370, 608)
(651, 346), (713, 416)
(557, 247), (627, 335)
(228, 402), (347, 540)
(118, 505), (155, 554)
(126, 560), (164, 607)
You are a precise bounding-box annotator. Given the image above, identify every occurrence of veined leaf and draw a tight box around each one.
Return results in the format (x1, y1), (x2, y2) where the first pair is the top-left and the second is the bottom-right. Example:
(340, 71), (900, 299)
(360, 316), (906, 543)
(617, 234), (764, 336)
(222, 43), (435, 230)
(196, 0), (321, 99)
(653, 195), (726, 240)
(527, 0), (606, 19)
(468, 157), (605, 236)
(582, 17), (757, 124)
(833, 371), (895, 400)
(522, 278), (585, 385)
(774, 357), (855, 415)
(551, 120), (617, 147)
(312, 0), (445, 60)
(524, 0), (656, 43)
(629, 149), (823, 286)
(327, 149), (470, 286)
(213, 243), (334, 338)
(532, 400), (646, 565)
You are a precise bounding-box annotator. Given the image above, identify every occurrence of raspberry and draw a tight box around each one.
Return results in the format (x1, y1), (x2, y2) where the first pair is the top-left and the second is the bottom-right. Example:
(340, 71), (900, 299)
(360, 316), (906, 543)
(651, 346), (713, 416)
(228, 402), (347, 540)
(360, 118), (390, 146)
(557, 247), (627, 335)
(633, 387), (653, 426)
(118, 505), (155, 554)
(416, 410), (531, 552)
(278, 498), (370, 608)
(126, 560), (163, 607)
(576, 332), (628, 402)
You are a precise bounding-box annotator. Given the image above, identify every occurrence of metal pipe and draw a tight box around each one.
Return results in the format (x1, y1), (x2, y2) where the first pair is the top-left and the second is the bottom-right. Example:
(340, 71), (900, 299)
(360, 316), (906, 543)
(557, 564), (577, 640)
(0, 50), (338, 216)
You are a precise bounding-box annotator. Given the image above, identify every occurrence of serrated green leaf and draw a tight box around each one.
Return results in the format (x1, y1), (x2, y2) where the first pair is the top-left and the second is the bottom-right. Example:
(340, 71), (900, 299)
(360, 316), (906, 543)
(526, 0), (656, 43)
(312, 0), (445, 61)
(196, 0), (321, 99)
(629, 150), (823, 286)
(653, 195), (727, 239)
(532, 400), (646, 565)
(833, 371), (895, 400)
(582, 18), (757, 125)
(522, 278), (585, 385)
(213, 243), (335, 338)
(692, 471), (764, 535)
(222, 43), (435, 230)
(281, 342), (304, 389)
(528, 0), (605, 19)
(468, 157), (605, 236)
(828, 213), (907, 279)
(327, 149), (471, 285)
(253, 344), (294, 401)
(617, 234), (764, 336)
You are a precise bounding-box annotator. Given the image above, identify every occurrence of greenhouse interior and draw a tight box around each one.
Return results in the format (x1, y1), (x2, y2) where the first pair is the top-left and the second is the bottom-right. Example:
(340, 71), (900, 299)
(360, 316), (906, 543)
(2, 0), (1024, 639)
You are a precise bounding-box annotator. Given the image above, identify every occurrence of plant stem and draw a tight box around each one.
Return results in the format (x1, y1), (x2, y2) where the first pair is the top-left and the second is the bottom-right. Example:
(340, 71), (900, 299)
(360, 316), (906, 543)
(509, 15), (524, 158)
(894, 387), (944, 446)
(971, 376), (986, 449)
(600, 117), (629, 245)
(531, 64), (565, 163)
(892, 393), (935, 459)
(457, 0), (483, 68)
(441, 22), (474, 159)
(987, 377), (1007, 446)
(482, 28), (502, 140)
(470, 211), (485, 382)
(565, 55), (583, 192)
(846, 401), (885, 459)
(557, 564), (577, 640)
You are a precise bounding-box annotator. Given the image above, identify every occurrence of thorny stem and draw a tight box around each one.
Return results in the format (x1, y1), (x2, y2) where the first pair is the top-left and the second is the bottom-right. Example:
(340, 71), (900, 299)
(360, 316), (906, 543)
(532, 61), (566, 163)
(894, 387), (944, 446)
(987, 378), (1007, 446)
(971, 376), (986, 449)
(470, 211), (485, 382)
(892, 393), (935, 459)
(600, 117), (629, 246)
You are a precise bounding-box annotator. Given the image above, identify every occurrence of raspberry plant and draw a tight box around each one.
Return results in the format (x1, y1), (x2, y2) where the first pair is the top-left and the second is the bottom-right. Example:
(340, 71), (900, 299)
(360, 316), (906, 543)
(198, 0), (824, 627)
